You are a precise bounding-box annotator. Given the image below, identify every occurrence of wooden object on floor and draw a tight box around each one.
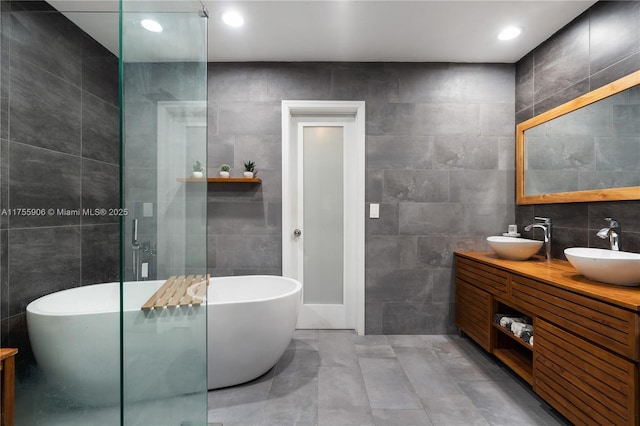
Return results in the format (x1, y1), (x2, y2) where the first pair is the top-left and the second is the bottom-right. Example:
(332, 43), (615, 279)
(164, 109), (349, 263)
(141, 274), (209, 311)
(1, 348), (18, 426)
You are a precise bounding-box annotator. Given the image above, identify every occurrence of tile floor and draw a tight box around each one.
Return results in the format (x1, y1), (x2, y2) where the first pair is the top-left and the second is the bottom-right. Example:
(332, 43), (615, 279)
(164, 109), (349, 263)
(208, 330), (571, 426)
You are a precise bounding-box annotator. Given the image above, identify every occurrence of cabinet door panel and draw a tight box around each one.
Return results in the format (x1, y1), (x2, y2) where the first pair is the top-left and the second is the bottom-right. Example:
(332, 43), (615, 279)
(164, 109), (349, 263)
(455, 277), (492, 351)
(535, 319), (638, 426)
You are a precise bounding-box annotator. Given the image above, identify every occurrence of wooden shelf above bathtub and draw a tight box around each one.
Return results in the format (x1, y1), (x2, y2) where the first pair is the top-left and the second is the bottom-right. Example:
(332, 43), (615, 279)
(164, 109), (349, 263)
(177, 177), (262, 184)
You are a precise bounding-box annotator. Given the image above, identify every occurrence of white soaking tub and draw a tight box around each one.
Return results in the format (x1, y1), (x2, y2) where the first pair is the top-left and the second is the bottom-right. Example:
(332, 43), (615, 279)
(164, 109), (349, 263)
(26, 275), (301, 405)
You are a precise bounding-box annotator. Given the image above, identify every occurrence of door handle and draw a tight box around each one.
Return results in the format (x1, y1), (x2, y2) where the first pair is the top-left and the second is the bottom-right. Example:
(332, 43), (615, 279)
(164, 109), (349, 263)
(293, 229), (302, 237)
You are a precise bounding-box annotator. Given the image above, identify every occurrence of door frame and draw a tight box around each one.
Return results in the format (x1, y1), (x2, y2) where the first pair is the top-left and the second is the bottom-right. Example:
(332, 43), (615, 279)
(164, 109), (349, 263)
(281, 100), (365, 335)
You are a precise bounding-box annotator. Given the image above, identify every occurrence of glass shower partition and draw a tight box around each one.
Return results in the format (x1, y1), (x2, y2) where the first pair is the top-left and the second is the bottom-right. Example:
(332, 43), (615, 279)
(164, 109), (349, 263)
(120, 1), (208, 425)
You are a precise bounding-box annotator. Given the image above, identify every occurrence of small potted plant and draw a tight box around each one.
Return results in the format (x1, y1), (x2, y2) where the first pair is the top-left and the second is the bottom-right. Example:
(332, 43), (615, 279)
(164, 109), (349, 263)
(192, 161), (204, 178)
(219, 164), (230, 178)
(243, 161), (257, 178)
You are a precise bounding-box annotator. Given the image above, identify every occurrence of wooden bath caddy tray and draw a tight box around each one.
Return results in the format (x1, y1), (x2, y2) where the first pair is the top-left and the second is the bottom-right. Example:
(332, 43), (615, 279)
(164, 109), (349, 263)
(141, 274), (209, 311)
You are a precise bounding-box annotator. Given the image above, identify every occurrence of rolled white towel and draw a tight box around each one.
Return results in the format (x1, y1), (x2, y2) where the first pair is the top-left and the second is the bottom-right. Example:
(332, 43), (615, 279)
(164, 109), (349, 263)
(499, 316), (529, 329)
(511, 322), (533, 337)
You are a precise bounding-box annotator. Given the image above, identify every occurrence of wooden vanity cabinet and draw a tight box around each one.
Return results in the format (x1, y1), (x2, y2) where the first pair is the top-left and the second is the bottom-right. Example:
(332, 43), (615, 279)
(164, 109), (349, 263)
(454, 252), (640, 426)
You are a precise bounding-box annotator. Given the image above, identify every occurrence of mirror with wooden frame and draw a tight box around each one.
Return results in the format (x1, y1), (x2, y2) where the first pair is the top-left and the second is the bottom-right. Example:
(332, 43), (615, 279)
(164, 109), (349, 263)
(516, 70), (640, 205)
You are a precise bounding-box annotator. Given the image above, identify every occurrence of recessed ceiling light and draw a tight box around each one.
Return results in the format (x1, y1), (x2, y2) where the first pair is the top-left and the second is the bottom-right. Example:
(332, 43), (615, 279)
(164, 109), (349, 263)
(141, 19), (163, 33)
(498, 26), (523, 41)
(222, 11), (244, 27)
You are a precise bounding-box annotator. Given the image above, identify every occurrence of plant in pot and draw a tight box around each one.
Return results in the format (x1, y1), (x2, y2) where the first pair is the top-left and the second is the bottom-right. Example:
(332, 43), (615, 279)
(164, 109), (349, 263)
(192, 161), (204, 178)
(243, 161), (257, 178)
(219, 164), (230, 178)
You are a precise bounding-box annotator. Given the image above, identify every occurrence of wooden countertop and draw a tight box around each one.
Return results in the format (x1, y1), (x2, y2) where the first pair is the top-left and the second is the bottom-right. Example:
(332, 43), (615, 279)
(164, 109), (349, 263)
(0, 348), (17, 361)
(455, 251), (640, 312)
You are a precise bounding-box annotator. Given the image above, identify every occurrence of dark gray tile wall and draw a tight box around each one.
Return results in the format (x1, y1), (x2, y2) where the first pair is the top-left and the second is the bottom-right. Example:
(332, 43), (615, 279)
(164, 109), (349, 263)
(208, 62), (515, 334)
(515, 0), (640, 257)
(0, 2), (119, 373)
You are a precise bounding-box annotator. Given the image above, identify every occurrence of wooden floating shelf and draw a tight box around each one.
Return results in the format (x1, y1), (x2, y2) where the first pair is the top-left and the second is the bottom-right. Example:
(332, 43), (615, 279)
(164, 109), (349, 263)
(177, 177), (262, 184)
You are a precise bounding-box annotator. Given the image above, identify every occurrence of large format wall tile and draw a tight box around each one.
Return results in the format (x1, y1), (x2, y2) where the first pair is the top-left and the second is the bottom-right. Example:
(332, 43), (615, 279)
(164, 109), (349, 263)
(433, 136), (498, 170)
(214, 235), (281, 269)
(82, 33), (118, 106)
(413, 103), (480, 136)
(218, 102), (281, 136)
(0, 230), (7, 321)
(332, 64), (400, 102)
(82, 92), (119, 165)
(256, 63), (333, 101)
(9, 56), (81, 154)
(0, 139), (7, 229)
(81, 223), (119, 285)
(382, 170), (448, 202)
(366, 135), (433, 170)
(365, 236), (417, 270)
(533, 13), (589, 106)
(515, 53), (534, 114)
(9, 11), (81, 85)
(589, 1), (640, 76)
(9, 142), (81, 228)
(366, 102), (416, 136)
(81, 158), (119, 225)
(207, 201), (280, 236)
(8, 226), (81, 316)
(381, 302), (450, 334)
(365, 269), (431, 304)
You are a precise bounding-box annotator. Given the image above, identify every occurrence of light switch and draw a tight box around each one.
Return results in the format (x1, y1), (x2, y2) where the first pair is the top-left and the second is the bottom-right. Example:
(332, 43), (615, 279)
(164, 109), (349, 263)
(369, 203), (380, 219)
(143, 203), (153, 217)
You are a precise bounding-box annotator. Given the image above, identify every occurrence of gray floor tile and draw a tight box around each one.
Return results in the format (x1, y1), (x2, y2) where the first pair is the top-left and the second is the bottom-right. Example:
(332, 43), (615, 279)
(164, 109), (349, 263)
(420, 394), (490, 426)
(359, 358), (422, 410)
(207, 397), (266, 426)
(208, 371), (273, 409)
(287, 337), (320, 351)
(319, 330), (359, 367)
(274, 347), (320, 378)
(318, 406), (376, 426)
(293, 329), (319, 340)
(318, 366), (370, 409)
(457, 380), (564, 426)
(387, 335), (436, 348)
(372, 409), (433, 426)
(352, 335), (389, 346)
(395, 347), (466, 398)
(355, 344), (396, 358)
(262, 376), (318, 425)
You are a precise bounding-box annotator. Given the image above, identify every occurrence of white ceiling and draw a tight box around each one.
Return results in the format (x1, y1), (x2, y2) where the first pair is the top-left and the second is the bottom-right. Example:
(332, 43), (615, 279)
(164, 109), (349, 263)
(47, 0), (597, 63)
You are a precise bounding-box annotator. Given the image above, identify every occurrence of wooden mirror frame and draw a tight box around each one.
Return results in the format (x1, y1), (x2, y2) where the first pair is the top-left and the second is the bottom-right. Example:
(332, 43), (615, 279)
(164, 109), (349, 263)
(516, 70), (640, 205)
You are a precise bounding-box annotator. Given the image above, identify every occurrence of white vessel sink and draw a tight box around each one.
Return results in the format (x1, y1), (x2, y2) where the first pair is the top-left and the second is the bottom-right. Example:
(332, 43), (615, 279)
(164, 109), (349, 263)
(486, 236), (543, 261)
(564, 247), (640, 287)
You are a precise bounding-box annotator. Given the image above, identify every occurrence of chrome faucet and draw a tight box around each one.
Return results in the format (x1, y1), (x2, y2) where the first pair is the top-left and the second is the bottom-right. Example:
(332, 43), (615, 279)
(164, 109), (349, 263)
(524, 216), (552, 261)
(132, 219), (141, 280)
(597, 217), (620, 251)
(131, 219), (157, 281)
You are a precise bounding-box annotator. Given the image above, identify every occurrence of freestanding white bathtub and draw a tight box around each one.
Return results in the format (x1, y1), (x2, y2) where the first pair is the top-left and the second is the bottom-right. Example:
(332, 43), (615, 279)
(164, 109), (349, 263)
(26, 275), (301, 405)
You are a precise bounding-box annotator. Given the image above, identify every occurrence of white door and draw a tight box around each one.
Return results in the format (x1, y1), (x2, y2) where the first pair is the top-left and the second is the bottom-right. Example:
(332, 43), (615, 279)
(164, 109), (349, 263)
(282, 101), (365, 334)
